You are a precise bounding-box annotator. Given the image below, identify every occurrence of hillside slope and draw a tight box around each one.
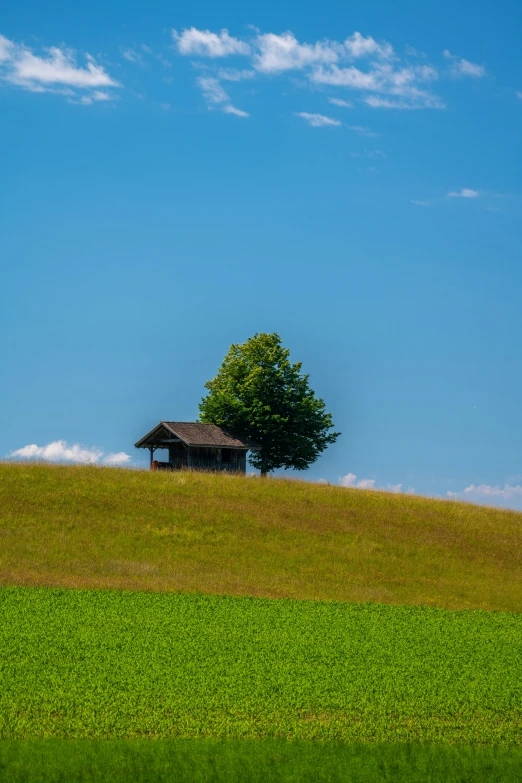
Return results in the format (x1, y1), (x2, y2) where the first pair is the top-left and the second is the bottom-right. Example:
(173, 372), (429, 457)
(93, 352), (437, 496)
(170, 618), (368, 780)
(0, 463), (520, 611)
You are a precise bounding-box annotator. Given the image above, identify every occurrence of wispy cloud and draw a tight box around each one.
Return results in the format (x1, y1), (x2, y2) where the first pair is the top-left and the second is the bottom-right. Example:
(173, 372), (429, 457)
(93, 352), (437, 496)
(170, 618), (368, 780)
(217, 68), (255, 81)
(443, 49), (485, 78)
(411, 199), (431, 206)
(197, 75), (229, 104)
(0, 33), (120, 102)
(350, 149), (386, 158)
(196, 75), (249, 117)
(348, 124), (378, 137)
(223, 104), (249, 117)
(9, 440), (131, 465)
(311, 62), (442, 109)
(79, 90), (113, 105)
(120, 46), (145, 66)
(447, 188), (479, 198)
(328, 97), (353, 108)
(295, 112), (341, 127)
(364, 94), (444, 109)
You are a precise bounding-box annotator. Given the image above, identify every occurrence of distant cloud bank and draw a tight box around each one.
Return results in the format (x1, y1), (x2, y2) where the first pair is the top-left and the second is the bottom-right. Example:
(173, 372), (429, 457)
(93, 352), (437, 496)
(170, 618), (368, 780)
(0, 24), (493, 120)
(9, 440), (131, 466)
(173, 26), (447, 114)
(339, 472), (414, 494)
(447, 482), (522, 508)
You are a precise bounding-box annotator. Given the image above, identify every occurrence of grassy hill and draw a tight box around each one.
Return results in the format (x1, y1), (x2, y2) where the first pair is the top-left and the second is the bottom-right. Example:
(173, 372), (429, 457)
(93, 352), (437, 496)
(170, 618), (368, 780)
(0, 462), (520, 612)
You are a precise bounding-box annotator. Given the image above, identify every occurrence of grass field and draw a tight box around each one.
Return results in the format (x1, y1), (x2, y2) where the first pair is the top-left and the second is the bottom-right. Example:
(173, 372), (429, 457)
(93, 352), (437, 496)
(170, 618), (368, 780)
(1, 587), (520, 744)
(0, 463), (521, 611)
(1, 740), (521, 783)
(1, 464), (521, 780)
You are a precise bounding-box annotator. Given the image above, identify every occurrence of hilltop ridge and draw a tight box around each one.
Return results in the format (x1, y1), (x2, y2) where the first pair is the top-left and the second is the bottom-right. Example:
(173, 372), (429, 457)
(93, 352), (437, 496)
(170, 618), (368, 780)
(0, 463), (520, 612)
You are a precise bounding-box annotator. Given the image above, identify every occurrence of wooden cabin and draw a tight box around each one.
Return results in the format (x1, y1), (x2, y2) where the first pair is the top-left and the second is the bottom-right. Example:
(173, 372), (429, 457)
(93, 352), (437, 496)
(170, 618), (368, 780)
(134, 421), (258, 473)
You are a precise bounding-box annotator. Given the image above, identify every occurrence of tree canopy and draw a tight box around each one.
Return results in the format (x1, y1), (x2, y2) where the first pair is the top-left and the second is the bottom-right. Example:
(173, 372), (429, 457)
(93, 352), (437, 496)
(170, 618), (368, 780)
(199, 333), (340, 476)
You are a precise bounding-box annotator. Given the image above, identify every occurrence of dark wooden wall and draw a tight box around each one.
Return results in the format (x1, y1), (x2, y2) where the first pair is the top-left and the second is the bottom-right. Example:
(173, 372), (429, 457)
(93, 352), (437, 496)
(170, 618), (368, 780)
(162, 447), (246, 473)
(168, 442), (188, 469)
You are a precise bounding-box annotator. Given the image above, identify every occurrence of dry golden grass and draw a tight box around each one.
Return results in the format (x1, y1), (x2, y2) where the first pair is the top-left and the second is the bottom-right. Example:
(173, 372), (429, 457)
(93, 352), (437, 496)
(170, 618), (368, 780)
(0, 462), (520, 611)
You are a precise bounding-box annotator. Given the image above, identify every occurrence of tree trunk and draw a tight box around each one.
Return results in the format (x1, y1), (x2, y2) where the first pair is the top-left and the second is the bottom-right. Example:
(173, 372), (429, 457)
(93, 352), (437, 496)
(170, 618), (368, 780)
(260, 469), (267, 478)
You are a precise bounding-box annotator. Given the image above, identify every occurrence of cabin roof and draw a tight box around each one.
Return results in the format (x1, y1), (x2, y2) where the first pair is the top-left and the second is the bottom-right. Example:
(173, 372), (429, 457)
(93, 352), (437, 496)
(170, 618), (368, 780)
(135, 422), (259, 450)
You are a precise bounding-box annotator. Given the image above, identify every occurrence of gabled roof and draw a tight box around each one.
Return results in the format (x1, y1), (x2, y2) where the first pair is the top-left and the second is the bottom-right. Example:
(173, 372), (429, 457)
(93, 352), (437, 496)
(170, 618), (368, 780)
(135, 422), (259, 450)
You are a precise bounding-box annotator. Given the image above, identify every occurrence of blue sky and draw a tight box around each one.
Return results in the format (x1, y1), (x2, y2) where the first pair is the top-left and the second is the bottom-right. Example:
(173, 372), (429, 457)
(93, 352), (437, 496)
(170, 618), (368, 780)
(2, 0), (522, 508)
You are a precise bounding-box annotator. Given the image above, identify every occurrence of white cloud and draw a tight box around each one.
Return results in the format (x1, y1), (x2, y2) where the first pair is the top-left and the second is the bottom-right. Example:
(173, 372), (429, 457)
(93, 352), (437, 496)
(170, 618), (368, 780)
(254, 32), (340, 73)
(340, 472), (358, 487)
(447, 188), (479, 198)
(356, 478), (377, 489)
(9, 440), (131, 466)
(340, 472), (410, 493)
(311, 64), (378, 89)
(517, 91), (522, 99)
(411, 199), (431, 206)
(173, 28), (250, 57)
(223, 104), (249, 117)
(348, 124), (378, 137)
(386, 483), (403, 493)
(10, 48), (119, 88)
(0, 34), (120, 103)
(344, 32), (394, 60)
(11, 441), (103, 464)
(294, 112), (341, 127)
(253, 30), (393, 73)
(328, 97), (353, 107)
(456, 59), (485, 78)
(443, 50), (485, 78)
(103, 451), (132, 465)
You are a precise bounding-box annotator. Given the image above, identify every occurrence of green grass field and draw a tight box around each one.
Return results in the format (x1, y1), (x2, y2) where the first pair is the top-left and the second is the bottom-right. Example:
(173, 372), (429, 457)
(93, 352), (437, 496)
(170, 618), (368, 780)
(1, 587), (520, 744)
(1, 463), (521, 780)
(0, 463), (520, 611)
(1, 740), (520, 783)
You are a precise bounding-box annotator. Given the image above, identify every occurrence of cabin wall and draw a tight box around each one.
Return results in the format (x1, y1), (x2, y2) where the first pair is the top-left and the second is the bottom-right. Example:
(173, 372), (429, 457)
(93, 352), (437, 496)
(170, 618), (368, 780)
(183, 447), (247, 473)
(168, 442), (188, 469)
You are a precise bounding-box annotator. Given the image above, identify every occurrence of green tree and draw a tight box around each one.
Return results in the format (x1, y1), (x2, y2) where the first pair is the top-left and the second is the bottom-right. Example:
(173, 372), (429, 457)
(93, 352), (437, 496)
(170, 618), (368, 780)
(199, 333), (340, 476)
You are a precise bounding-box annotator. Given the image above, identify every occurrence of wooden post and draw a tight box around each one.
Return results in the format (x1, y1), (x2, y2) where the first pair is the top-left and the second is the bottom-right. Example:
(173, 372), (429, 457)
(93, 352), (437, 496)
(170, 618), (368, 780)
(149, 447), (155, 469)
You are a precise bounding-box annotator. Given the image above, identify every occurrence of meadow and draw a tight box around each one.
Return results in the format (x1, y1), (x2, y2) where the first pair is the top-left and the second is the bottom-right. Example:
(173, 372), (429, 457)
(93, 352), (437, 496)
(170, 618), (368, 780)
(1, 587), (520, 745)
(0, 462), (520, 612)
(1, 463), (521, 780)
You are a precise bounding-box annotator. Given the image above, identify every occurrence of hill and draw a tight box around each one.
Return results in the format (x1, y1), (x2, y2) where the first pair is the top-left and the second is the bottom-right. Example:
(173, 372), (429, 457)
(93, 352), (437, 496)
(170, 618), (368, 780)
(0, 462), (520, 612)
